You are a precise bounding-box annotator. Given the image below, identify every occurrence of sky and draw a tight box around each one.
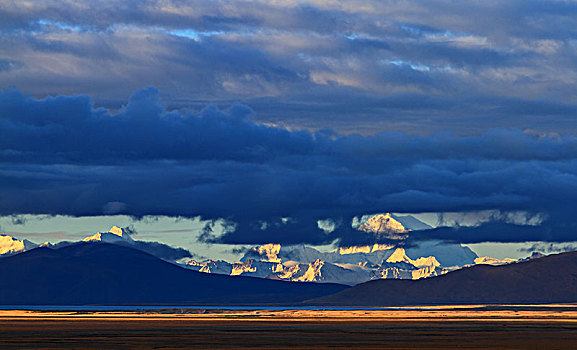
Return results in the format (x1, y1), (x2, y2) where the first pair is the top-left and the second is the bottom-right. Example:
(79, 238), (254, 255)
(1, 0), (577, 260)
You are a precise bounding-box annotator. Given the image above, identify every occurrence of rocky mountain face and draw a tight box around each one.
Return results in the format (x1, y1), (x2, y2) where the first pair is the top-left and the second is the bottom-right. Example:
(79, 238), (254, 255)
(186, 213), (480, 285)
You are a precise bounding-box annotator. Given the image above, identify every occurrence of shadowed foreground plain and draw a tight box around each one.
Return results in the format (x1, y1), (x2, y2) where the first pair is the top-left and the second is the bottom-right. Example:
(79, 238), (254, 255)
(1, 306), (577, 349)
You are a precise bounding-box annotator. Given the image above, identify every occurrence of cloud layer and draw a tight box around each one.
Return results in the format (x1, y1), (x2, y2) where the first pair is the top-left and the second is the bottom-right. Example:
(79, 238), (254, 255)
(2, 1), (577, 246)
(1, 0), (577, 134)
(2, 88), (577, 245)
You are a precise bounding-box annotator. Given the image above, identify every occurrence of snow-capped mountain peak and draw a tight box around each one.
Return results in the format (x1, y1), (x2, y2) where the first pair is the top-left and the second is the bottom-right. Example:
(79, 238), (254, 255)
(253, 243), (281, 262)
(412, 256), (441, 268)
(0, 234), (37, 255)
(298, 259), (325, 282)
(385, 247), (413, 264)
(357, 213), (409, 240)
(83, 226), (134, 243)
(474, 256), (517, 266)
(109, 226), (124, 237)
(382, 248), (440, 268)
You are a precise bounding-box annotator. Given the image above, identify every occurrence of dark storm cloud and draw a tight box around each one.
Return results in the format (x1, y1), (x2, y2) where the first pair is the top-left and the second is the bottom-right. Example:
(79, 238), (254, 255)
(2, 88), (577, 245)
(2, 1), (577, 134)
(2, 0), (577, 245)
(409, 221), (569, 245)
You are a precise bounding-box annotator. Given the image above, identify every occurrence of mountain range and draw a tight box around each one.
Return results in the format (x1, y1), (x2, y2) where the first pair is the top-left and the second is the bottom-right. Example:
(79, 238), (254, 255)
(186, 214), (485, 285)
(309, 250), (577, 306)
(0, 215), (542, 287)
(0, 226), (193, 262)
(0, 239), (571, 306)
(0, 242), (346, 305)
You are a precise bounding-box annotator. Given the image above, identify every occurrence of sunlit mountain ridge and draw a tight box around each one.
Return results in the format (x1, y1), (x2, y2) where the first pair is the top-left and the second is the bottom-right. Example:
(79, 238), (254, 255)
(83, 226), (134, 243)
(0, 234), (37, 256)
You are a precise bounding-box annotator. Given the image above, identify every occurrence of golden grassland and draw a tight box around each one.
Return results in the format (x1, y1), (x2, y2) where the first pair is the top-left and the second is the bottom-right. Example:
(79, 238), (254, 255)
(1, 305), (577, 349)
(2, 304), (577, 322)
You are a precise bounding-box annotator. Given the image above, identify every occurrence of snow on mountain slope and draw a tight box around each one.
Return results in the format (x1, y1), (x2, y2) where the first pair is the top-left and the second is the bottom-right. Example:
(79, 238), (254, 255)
(357, 213), (408, 240)
(474, 256), (517, 266)
(231, 259), (285, 277)
(385, 248), (414, 264)
(188, 259), (233, 275)
(410, 265), (444, 279)
(188, 259), (285, 279)
(335, 244), (395, 255)
(266, 259), (377, 286)
(377, 247), (444, 280)
(291, 259), (374, 285)
(413, 256), (441, 268)
(241, 243), (282, 262)
(83, 226), (134, 243)
(0, 235), (37, 256)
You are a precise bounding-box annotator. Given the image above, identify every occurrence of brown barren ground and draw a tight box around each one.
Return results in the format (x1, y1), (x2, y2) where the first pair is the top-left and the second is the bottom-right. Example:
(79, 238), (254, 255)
(1, 305), (577, 349)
